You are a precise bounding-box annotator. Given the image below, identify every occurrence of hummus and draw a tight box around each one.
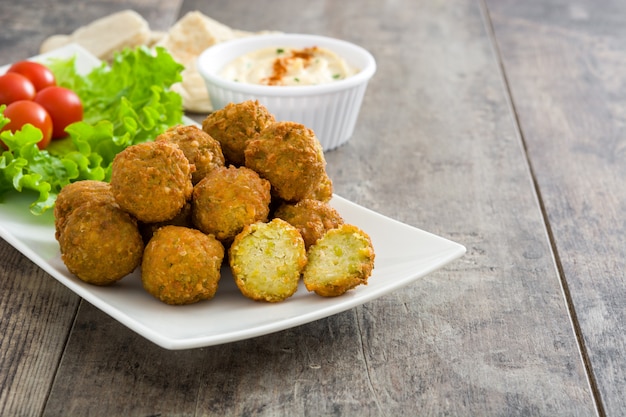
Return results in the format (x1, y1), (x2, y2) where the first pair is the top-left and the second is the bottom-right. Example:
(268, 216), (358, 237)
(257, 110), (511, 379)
(220, 46), (358, 86)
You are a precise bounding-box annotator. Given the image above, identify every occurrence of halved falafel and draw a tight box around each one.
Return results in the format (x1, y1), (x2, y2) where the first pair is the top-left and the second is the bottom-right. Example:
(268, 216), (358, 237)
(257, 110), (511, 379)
(303, 224), (375, 297)
(229, 219), (307, 302)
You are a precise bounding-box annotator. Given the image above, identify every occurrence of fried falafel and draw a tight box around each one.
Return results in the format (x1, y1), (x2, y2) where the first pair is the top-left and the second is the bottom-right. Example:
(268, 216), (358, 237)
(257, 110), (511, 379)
(141, 225), (224, 305)
(53, 99), (376, 304)
(274, 199), (344, 249)
(201, 100), (275, 166)
(53, 180), (116, 241)
(303, 224), (375, 297)
(191, 165), (271, 243)
(244, 121), (327, 202)
(59, 201), (144, 285)
(303, 171), (334, 203)
(155, 124), (225, 184)
(138, 201), (193, 244)
(110, 141), (193, 223)
(229, 218), (307, 302)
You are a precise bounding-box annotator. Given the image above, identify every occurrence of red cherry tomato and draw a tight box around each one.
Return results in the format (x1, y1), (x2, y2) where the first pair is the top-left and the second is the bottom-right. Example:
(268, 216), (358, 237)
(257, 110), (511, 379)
(1, 100), (53, 149)
(34, 86), (83, 139)
(0, 73), (36, 105)
(7, 61), (56, 92)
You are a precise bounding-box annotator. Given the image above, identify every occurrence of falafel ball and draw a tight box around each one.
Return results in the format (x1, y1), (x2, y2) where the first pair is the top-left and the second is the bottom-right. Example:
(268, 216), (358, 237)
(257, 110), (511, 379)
(229, 219), (307, 303)
(141, 225), (224, 305)
(59, 201), (144, 285)
(274, 199), (344, 249)
(138, 201), (193, 244)
(303, 171), (334, 203)
(110, 141), (193, 223)
(192, 165), (271, 243)
(54, 180), (116, 241)
(156, 124), (225, 184)
(244, 121), (327, 202)
(303, 224), (375, 297)
(201, 100), (275, 166)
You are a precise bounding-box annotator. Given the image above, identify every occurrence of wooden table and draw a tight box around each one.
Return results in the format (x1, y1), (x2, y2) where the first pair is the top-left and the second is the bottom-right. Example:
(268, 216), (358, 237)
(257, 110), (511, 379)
(1, 0), (623, 415)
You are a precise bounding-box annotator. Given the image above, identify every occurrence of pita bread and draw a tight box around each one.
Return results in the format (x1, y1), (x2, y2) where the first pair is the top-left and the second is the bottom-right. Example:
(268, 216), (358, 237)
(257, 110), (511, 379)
(40, 10), (151, 61)
(40, 34), (73, 53)
(39, 10), (279, 113)
(156, 12), (282, 113)
(155, 11), (240, 113)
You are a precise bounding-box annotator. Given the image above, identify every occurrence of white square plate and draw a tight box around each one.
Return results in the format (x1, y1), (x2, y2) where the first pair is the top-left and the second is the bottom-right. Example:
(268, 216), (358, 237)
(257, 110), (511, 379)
(0, 45), (466, 350)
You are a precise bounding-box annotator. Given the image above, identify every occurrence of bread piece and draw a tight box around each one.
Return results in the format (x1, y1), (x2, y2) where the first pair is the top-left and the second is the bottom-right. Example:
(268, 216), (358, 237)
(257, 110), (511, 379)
(156, 11), (236, 65)
(157, 11), (282, 112)
(156, 11), (238, 113)
(39, 10), (280, 112)
(40, 10), (151, 61)
(40, 35), (72, 54)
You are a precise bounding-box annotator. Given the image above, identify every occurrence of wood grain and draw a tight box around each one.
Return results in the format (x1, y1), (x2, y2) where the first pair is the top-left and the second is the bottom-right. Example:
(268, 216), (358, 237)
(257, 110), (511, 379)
(0, 0), (182, 62)
(486, 0), (626, 415)
(0, 243), (79, 417)
(0, 1), (182, 416)
(0, 0), (612, 415)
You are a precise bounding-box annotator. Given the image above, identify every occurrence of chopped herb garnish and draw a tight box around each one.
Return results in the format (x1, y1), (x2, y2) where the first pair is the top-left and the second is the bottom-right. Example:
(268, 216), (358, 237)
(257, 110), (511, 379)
(333, 74), (341, 79)
(294, 77), (300, 82)
(277, 48), (285, 54)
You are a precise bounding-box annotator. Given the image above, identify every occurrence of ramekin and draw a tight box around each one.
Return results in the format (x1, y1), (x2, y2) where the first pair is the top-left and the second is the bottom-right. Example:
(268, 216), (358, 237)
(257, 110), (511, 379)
(197, 33), (376, 151)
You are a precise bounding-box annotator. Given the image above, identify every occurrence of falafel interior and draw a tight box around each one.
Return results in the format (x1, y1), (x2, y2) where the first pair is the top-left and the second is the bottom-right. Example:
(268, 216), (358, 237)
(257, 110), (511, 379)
(303, 224), (375, 297)
(53, 101), (376, 305)
(229, 219), (307, 303)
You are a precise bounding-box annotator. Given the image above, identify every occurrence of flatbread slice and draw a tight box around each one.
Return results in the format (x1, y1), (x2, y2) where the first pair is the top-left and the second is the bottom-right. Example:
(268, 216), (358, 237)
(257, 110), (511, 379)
(40, 10), (151, 61)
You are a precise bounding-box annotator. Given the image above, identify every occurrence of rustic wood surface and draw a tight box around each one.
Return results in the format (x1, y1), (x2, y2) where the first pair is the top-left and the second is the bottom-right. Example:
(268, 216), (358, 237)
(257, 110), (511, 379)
(0, 0), (622, 415)
(486, 1), (626, 416)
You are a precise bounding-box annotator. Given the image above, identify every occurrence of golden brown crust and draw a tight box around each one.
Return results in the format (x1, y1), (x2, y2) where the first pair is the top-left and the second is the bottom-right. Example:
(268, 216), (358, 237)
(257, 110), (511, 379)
(273, 199), (343, 249)
(141, 225), (224, 305)
(303, 171), (334, 203)
(303, 224), (375, 297)
(201, 100), (275, 166)
(191, 165), (271, 243)
(138, 201), (193, 244)
(53, 180), (116, 241)
(59, 201), (144, 285)
(155, 124), (225, 184)
(229, 219), (307, 302)
(52, 100), (375, 303)
(244, 121), (327, 202)
(110, 141), (193, 223)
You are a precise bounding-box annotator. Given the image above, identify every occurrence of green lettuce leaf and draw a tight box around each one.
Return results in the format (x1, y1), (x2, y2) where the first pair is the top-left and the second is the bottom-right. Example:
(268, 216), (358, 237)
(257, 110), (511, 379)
(0, 46), (184, 215)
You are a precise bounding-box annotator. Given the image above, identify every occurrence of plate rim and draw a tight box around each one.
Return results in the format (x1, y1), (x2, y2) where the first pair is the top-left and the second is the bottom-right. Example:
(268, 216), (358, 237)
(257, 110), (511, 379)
(0, 194), (465, 350)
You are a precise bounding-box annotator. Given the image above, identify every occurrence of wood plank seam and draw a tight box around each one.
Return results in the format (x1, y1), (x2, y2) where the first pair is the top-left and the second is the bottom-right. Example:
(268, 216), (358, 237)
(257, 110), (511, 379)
(42, 299), (82, 413)
(478, 1), (605, 416)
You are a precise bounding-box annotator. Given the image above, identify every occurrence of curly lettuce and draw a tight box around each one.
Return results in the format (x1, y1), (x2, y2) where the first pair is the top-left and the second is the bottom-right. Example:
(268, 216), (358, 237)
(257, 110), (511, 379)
(0, 46), (184, 215)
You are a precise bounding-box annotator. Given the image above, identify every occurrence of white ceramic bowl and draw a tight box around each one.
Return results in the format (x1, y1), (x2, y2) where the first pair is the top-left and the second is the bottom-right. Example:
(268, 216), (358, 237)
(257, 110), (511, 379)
(197, 33), (376, 151)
